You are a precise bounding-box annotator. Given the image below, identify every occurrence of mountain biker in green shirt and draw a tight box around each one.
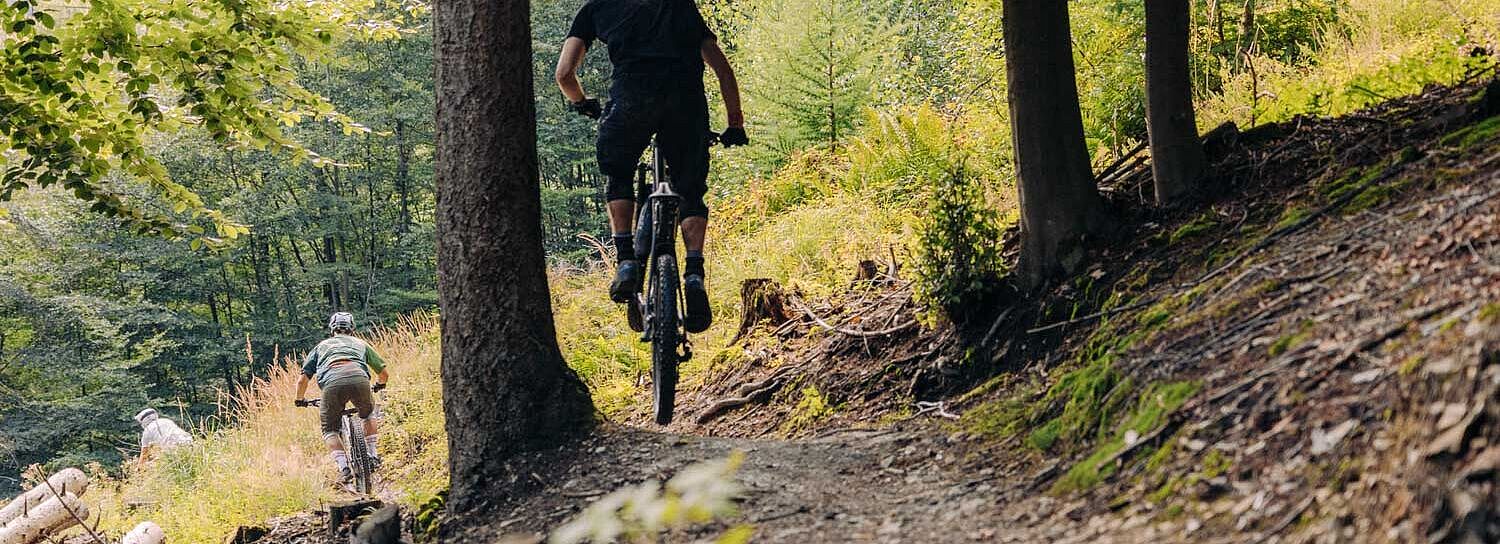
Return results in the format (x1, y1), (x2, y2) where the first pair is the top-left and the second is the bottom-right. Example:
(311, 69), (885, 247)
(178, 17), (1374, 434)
(294, 312), (390, 483)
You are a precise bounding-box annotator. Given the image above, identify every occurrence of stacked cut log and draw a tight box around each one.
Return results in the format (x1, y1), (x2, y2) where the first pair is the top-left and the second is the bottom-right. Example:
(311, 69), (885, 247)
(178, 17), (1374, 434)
(123, 521), (166, 544)
(0, 468), (92, 544)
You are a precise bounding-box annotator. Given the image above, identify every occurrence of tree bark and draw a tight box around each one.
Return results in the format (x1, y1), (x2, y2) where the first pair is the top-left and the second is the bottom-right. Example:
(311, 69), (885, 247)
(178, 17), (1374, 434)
(433, 0), (595, 516)
(1234, 0), (1255, 71)
(1145, 0), (1207, 204)
(1002, 0), (1107, 288)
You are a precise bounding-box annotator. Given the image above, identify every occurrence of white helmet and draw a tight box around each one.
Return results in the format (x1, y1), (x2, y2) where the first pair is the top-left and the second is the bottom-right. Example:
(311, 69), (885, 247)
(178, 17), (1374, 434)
(328, 312), (355, 333)
(134, 408), (158, 427)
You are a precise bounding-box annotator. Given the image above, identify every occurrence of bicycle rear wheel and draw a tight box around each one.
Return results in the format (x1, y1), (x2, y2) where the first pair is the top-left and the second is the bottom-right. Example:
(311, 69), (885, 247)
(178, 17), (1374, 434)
(344, 415), (373, 495)
(650, 254), (680, 425)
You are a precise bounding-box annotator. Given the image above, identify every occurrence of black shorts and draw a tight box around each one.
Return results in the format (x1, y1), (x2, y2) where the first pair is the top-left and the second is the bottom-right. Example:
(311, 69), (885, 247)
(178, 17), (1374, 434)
(597, 73), (711, 219)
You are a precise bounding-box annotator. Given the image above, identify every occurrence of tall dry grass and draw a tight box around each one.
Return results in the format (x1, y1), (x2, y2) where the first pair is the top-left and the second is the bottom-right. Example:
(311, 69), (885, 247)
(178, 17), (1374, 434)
(1198, 0), (1500, 128)
(89, 314), (445, 542)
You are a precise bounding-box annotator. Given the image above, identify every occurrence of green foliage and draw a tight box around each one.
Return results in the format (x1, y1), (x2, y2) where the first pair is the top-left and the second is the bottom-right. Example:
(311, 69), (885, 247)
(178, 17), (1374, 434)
(735, 0), (901, 158)
(781, 385), (835, 434)
(913, 168), (1009, 319)
(1199, 0), (1500, 129)
(846, 107), (968, 203)
(0, 3), (439, 488)
(0, 0), (398, 242)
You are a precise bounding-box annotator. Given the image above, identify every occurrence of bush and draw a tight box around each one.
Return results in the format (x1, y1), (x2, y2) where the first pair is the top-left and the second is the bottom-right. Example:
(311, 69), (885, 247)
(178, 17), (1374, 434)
(912, 168), (1010, 320)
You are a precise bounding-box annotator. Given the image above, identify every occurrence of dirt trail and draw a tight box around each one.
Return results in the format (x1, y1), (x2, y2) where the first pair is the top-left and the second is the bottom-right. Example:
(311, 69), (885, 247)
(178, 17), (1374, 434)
(453, 423), (1014, 542)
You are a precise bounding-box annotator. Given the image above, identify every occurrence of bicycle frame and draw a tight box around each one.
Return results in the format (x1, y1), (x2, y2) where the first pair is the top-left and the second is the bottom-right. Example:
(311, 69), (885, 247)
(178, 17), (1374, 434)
(635, 138), (684, 343)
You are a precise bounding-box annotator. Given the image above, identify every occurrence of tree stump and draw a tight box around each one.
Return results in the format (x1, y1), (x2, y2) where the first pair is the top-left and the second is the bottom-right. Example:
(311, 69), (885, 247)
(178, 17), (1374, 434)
(0, 492), (89, 544)
(0, 468), (88, 526)
(731, 279), (791, 344)
(352, 505), (402, 544)
(329, 499), (383, 540)
(224, 525), (268, 544)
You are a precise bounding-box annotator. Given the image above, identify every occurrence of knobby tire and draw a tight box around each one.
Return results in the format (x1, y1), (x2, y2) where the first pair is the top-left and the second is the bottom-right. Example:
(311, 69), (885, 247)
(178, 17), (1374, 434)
(344, 415), (373, 495)
(651, 254), (680, 425)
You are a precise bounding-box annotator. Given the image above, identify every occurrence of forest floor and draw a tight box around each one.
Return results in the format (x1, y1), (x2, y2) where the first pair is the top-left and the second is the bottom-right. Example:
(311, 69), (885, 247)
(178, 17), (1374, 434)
(257, 75), (1500, 543)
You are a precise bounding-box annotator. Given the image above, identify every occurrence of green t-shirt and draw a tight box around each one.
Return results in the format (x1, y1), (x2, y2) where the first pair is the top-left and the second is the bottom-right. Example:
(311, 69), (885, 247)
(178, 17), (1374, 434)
(302, 334), (386, 388)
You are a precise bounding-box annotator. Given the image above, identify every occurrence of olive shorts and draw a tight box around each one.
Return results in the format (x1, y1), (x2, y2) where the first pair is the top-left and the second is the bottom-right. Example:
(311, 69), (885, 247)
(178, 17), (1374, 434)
(320, 374), (375, 437)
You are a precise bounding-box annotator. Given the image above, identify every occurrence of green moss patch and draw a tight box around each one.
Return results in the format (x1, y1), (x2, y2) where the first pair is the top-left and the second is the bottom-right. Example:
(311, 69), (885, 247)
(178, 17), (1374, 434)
(1268, 320), (1315, 357)
(1054, 381), (1201, 492)
(1439, 115), (1500, 149)
(1168, 213), (1220, 245)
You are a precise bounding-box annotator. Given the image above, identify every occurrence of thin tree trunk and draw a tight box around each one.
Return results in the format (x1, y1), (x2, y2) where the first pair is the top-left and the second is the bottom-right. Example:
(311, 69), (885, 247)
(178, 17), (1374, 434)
(1234, 0), (1255, 71)
(1145, 0), (1207, 203)
(395, 120), (413, 238)
(1002, 0), (1107, 288)
(434, 0), (594, 518)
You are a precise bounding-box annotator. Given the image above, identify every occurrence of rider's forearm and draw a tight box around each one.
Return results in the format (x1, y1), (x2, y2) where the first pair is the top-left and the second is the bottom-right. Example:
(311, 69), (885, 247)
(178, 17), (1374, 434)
(376, 369), (389, 385)
(718, 73), (743, 127)
(295, 375), (309, 400)
(555, 38), (589, 103)
(557, 72), (587, 103)
(701, 40), (743, 127)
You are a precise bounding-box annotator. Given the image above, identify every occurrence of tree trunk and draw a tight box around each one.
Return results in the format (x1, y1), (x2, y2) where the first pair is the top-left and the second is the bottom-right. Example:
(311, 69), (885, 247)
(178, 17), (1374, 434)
(434, 0), (594, 516)
(1002, 0), (1106, 288)
(1234, 0), (1255, 70)
(394, 120), (413, 238)
(1145, 0), (1207, 204)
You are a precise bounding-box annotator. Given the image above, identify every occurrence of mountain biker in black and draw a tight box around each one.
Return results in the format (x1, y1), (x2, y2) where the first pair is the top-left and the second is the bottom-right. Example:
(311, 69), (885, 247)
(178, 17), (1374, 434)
(554, 0), (748, 333)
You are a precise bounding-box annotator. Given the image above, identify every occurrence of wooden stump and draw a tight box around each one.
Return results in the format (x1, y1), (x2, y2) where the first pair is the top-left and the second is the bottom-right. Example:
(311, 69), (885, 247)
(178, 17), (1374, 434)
(0, 468), (88, 526)
(224, 525), (268, 544)
(352, 505), (402, 544)
(0, 492), (89, 544)
(329, 499), (383, 540)
(731, 279), (791, 344)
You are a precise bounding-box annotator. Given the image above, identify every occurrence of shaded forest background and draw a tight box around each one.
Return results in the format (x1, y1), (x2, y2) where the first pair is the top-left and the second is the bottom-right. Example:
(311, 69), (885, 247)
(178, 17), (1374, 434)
(1, 0), (1494, 492)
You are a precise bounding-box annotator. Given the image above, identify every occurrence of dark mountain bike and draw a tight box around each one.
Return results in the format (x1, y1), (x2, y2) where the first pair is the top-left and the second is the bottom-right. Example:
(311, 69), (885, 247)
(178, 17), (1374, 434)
(299, 399), (376, 495)
(629, 134), (722, 425)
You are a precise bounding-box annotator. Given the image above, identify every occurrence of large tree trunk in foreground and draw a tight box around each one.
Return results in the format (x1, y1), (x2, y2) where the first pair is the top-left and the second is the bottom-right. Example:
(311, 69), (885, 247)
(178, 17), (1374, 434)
(1002, 0), (1106, 288)
(1145, 0), (1207, 203)
(434, 0), (594, 515)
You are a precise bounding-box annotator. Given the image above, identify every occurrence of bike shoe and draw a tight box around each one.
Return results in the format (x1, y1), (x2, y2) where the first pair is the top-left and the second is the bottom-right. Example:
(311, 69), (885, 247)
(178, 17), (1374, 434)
(684, 274), (712, 333)
(627, 297), (645, 333)
(610, 261), (643, 303)
(338, 466), (353, 484)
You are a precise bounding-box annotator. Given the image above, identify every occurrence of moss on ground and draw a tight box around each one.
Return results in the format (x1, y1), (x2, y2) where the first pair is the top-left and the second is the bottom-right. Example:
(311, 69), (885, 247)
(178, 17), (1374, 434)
(1168, 213), (1220, 245)
(1268, 320), (1315, 356)
(1439, 115), (1500, 149)
(1054, 381), (1202, 492)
